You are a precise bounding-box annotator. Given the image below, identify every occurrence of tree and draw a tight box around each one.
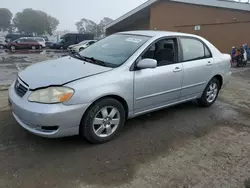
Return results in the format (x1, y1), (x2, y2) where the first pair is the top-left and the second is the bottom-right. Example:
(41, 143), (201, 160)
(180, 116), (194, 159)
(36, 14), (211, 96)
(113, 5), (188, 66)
(47, 15), (59, 32)
(76, 17), (113, 37)
(0, 8), (12, 31)
(13, 9), (59, 35)
(99, 17), (113, 35)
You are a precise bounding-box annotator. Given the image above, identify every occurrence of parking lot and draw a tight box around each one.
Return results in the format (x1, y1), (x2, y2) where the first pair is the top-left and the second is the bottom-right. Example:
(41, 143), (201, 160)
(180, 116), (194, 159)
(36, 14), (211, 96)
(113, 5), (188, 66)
(0, 50), (250, 188)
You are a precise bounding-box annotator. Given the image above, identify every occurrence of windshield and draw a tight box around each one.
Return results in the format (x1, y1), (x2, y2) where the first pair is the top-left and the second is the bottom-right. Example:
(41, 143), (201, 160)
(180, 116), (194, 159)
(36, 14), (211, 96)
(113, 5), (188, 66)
(79, 41), (89, 45)
(79, 34), (150, 67)
(58, 39), (64, 43)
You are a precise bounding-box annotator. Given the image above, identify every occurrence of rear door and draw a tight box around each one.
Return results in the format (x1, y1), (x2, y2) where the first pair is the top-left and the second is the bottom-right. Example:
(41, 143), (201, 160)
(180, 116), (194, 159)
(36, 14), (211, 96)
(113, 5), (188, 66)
(179, 37), (213, 100)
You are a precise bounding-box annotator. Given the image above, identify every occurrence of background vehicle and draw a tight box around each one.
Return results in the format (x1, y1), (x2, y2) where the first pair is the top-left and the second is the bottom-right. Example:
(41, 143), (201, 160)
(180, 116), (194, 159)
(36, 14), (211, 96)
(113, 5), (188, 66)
(45, 41), (54, 48)
(67, 40), (97, 53)
(7, 38), (42, 50)
(34, 37), (46, 48)
(37, 36), (49, 42)
(19, 37), (46, 48)
(8, 31), (231, 144)
(5, 33), (33, 43)
(0, 37), (6, 49)
(50, 33), (94, 49)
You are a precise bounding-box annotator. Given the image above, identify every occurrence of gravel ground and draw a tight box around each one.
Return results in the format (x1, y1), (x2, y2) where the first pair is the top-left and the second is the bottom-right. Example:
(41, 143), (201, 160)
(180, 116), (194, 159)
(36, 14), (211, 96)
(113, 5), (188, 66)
(0, 53), (250, 188)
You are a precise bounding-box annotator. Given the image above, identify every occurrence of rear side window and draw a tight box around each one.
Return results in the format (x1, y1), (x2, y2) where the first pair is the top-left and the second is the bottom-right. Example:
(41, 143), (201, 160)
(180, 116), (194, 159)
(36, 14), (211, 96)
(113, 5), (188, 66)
(36, 38), (44, 42)
(180, 37), (212, 62)
(26, 39), (36, 42)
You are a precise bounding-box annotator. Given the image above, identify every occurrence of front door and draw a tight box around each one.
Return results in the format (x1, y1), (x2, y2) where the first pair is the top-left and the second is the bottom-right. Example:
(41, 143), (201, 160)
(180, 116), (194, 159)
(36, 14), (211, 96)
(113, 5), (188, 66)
(179, 37), (213, 100)
(15, 39), (26, 49)
(133, 38), (183, 114)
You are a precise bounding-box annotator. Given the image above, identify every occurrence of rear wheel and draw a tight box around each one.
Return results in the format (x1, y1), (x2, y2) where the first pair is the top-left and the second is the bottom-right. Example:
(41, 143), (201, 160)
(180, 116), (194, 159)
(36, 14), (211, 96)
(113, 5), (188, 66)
(80, 98), (126, 144)
(198, 77), (220, 107)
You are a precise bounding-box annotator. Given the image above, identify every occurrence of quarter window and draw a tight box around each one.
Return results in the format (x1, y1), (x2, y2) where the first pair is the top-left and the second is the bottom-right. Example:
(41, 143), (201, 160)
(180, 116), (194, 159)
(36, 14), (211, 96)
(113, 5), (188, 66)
(180, 38), (212, 61)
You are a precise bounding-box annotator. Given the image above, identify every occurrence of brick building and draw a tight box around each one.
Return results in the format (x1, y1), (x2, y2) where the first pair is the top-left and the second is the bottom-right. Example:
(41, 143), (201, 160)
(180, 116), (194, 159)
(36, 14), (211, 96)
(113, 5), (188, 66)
(104, 0), (250, 52)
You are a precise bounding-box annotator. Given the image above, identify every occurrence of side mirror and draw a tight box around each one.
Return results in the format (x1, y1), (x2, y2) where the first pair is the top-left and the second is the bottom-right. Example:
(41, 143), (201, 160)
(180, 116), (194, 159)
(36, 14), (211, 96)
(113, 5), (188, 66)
(137, 58), (157, 69)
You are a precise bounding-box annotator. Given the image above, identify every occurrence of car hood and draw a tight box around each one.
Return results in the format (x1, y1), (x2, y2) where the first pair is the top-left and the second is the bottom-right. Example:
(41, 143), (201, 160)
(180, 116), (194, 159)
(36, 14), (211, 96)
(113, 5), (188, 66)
(18, 56), (112, 89)
(68, 44), (76, 48)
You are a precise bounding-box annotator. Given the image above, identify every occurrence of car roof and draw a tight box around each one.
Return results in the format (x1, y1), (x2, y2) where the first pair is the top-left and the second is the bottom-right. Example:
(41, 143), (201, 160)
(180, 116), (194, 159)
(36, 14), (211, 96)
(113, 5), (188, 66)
(118, 30), (199, 38)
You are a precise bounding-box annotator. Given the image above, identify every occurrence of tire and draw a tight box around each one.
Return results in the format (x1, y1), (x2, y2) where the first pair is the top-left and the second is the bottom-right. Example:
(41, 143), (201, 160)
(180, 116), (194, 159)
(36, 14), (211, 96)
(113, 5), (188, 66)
(0, 45), (4, 49)
(197, 78), (220, 107)
(31, 46), (36, 50)
(80, 98), (126, 144)
(79, 47), (84, 52)
(10, 45), (15, 50)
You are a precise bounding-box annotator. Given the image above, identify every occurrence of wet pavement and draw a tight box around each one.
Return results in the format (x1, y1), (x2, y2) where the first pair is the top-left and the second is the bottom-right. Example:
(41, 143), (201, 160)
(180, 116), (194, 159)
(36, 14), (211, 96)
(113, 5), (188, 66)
(0, 49), (69, 87)
(0, 50), (250, 188)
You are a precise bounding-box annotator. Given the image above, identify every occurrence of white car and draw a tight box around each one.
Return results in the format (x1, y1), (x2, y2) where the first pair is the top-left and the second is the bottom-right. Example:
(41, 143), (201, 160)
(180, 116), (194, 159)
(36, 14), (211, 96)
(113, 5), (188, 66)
(68, 40), (97, 53)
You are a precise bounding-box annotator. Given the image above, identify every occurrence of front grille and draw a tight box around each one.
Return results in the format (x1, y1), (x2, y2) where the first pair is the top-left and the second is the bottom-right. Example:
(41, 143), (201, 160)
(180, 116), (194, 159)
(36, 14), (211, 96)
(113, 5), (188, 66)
(14, 79), (28, 97)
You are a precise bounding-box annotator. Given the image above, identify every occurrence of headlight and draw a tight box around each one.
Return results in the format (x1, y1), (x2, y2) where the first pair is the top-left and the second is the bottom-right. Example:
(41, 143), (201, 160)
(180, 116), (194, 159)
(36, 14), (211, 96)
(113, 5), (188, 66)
(28, 87), (74, 104)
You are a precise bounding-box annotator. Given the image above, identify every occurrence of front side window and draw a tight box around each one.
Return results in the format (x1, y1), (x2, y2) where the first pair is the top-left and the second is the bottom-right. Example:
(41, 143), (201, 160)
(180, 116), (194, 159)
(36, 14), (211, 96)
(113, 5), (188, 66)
(18, 39), (25, 43)
(141, 38), (177, 66)
(79, 34), (150, 67)
(180, 38), (212, 62)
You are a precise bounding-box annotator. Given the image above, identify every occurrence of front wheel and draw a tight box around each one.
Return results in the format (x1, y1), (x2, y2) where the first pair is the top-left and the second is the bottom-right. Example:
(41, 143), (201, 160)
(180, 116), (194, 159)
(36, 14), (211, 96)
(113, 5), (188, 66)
(10, 45), (15, 50)
(198, 78), (220, 107)
(80, 98), (126, 144)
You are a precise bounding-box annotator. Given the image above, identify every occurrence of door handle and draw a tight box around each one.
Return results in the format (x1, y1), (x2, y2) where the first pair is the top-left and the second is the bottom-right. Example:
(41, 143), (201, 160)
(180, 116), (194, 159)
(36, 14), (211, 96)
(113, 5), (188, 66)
(173, 67), (182, 72)
(206, 61), (212, 66)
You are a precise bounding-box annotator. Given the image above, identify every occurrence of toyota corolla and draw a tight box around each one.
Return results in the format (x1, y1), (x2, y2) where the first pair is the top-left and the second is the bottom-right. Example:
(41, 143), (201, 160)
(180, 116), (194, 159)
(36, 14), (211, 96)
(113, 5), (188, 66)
(8, 31), (231, 144)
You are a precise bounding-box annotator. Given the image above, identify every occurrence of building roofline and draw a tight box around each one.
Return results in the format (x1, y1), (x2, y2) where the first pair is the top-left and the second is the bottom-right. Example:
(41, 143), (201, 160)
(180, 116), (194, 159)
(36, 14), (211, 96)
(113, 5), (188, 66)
(104, 0), (250, 30)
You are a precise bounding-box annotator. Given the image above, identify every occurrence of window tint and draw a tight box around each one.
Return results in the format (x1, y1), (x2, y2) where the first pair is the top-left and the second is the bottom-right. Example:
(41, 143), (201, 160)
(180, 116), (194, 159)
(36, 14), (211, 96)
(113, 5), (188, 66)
(180, 38), (211, 61)
(35, 38), (44, 42)
(26, 39), (35, 42)
(89, 41), (95, 45)
(142, 38), (176, 66)
(19, 39), (25, 42)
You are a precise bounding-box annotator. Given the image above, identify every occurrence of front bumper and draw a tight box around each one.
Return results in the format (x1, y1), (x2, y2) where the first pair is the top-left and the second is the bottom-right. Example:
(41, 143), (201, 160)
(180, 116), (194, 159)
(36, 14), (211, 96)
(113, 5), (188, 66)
(67, 48), (77, 53)
(8, 81), (90, 138)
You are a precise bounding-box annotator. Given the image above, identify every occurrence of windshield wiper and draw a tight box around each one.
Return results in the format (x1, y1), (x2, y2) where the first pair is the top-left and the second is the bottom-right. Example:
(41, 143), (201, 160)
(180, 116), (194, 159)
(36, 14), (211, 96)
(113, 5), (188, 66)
(71, 53), (109, 67)
(81, 56), (109, 67)
(70, 53), (87, 61)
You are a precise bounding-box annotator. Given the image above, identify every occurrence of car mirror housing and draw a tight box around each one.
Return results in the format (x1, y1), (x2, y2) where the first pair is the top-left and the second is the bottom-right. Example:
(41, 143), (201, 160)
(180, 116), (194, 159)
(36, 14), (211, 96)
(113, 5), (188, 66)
(137, 58), (157, 69)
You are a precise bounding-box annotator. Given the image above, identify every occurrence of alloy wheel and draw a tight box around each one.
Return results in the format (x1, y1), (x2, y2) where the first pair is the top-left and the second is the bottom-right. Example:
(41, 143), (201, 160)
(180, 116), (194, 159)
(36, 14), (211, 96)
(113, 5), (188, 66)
(206, 82), (218, 103)
(92, 106), (120, 138)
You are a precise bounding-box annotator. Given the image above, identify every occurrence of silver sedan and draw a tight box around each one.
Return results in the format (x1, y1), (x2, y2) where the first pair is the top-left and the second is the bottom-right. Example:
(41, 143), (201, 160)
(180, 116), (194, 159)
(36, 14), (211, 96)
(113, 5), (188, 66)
(8, 30), (231, 144)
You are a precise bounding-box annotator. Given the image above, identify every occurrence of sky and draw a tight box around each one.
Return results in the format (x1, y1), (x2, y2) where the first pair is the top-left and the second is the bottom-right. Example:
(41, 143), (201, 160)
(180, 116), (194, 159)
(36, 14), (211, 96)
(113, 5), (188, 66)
(1, 0), (147, 31)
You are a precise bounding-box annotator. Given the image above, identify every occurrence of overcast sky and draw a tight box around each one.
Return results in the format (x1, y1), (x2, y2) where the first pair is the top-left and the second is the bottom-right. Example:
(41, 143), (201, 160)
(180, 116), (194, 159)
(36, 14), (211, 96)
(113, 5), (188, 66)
(1, 0), (147, 31)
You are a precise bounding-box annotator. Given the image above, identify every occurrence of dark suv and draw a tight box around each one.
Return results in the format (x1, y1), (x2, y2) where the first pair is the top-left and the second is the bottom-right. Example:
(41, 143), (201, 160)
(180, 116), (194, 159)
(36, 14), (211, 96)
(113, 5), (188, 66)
(7, 38), (42, 50)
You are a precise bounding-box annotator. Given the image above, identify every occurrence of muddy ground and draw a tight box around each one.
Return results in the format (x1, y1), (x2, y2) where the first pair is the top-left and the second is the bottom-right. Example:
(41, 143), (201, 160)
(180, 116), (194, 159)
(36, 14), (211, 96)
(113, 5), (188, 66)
(0, 52), (250, 188)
